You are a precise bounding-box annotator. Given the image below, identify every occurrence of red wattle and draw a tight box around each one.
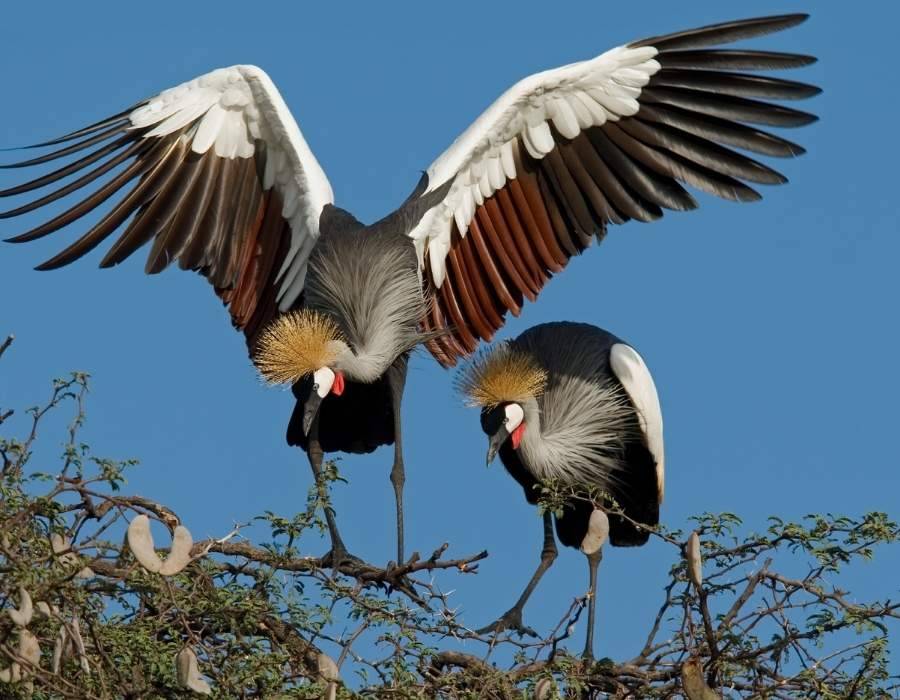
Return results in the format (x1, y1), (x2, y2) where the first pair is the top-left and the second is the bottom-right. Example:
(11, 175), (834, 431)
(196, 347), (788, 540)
(332, 372), (345, 396)
(511, 423), (525, 450)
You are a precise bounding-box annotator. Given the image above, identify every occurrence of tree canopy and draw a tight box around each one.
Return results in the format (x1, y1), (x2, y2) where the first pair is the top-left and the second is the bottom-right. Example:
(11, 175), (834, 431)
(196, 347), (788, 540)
(1, 335), (898, 698)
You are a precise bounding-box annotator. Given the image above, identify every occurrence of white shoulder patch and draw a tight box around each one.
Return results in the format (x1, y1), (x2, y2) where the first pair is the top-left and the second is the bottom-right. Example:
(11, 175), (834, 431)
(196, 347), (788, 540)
(610, 343), (664, 503)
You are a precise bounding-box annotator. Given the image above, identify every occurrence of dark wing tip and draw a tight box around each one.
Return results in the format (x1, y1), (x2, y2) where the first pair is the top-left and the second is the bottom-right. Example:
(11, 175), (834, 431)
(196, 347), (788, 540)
(34, 259), (62, 272)
(5, 232), (33, 244)
(631, 14), (814, 52)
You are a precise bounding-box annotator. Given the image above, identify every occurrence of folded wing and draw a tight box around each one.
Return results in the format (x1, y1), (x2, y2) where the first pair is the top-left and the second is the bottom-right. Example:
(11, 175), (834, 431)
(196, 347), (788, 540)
(610, 343), (664, 503)
(408, 15), (819, 365)
(2, 65), (333, 344)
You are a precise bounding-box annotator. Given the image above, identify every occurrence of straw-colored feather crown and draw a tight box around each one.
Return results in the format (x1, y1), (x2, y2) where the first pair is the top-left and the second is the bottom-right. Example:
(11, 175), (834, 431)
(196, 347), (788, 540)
(456, 343), (548, 408)
(253, 309), (345, 385)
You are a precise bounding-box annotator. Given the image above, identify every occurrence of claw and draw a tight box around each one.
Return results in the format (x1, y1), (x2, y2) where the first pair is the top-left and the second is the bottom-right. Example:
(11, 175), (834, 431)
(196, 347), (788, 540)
(477, 608), (538, 638)
(320, 547), (368, 572)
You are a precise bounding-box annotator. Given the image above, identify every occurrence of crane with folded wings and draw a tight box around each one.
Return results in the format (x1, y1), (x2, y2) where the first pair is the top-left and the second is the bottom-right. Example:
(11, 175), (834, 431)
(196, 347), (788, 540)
(1, 14), (819, 566)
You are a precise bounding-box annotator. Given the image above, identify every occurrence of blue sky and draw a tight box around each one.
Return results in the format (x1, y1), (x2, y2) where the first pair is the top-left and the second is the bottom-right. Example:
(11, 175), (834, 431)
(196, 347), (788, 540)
(1, 1), (897, 668)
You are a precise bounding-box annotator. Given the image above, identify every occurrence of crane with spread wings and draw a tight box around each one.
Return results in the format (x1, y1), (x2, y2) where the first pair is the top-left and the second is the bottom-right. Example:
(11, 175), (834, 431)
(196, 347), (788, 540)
(1, 14), (818, 566)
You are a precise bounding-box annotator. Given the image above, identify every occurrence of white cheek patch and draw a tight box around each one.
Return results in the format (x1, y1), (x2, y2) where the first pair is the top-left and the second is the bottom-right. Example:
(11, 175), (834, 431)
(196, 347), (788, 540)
(313, 367), (335, 398)
(504, 403), (524, 432)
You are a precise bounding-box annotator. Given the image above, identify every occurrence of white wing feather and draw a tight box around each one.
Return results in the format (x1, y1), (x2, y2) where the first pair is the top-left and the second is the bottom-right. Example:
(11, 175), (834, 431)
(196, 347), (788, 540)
(610, 343), (665, 503)
(129, 65), (333, 310)
(408, 45), (660, 286)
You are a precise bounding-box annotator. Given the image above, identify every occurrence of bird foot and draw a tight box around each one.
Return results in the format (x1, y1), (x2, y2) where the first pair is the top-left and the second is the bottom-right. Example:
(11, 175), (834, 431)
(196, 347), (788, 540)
(477, 608), (538, 638)
(320, 545), (368, 572)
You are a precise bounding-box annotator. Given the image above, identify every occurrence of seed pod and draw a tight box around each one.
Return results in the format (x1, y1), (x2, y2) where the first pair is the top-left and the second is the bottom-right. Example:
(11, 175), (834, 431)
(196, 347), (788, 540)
(175, 647), (212, 695)
(686, 531), (703, 589)
(317, 653), (340, 700)
(317, 652), (339, 681)
(128, 515), (162, 573)
(159, 525), (193, 576)
(52, 626), (68, 674)
(18, 629), (40, 668)
(50, 532), (91, 574)
(70, 616), (90, 674)
(681, 657), (718, 700)
(0, 663), (21, 683)
(8, 586), (33, 628)
(535, 676), (558, 699)
(127, 514), (193, 576)
(8, 629), (41, 698)
(579, 509), (610, 554)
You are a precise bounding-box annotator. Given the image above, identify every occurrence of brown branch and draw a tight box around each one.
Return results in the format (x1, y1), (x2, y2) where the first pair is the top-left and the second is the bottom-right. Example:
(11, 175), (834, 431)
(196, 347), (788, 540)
(720, 559), (772, 629)
(697, 587), (720, 686)
(191, 539), (487, 587)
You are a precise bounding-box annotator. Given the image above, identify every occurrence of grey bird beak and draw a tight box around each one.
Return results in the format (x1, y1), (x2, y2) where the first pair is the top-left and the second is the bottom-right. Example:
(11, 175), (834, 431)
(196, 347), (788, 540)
(486, 427), (509, 466)
(302, 394), (323, 436)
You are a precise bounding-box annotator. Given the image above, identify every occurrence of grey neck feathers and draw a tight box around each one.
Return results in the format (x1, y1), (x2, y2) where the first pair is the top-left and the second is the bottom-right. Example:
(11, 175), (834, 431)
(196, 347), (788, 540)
(518, 377), (639, 490)
(305, 228), (425, 383)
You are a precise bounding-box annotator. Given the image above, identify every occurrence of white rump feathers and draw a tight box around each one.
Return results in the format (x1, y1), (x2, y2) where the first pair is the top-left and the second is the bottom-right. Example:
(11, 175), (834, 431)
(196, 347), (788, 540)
(408, 45), (660, 286)
(610, 343), (665, 502)
(129, 65), (334, 309)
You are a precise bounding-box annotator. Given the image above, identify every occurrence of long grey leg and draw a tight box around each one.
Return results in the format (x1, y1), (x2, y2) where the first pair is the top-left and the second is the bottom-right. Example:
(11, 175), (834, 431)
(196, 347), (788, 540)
(582, 548), (603, 659)
(307, 414), (350, 562)
(478, 512), (558, 637)
(387, 355), (409, 564)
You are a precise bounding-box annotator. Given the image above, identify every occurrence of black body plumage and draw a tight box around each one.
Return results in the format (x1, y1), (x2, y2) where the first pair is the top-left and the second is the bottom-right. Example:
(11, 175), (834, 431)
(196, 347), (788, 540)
(489, 323), (661, 547)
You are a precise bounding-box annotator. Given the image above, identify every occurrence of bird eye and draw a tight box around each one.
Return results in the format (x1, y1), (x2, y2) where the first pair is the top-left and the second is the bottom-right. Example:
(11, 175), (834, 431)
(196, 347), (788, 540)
(313, 383), (319, 391)
(503, 417), (509, 424)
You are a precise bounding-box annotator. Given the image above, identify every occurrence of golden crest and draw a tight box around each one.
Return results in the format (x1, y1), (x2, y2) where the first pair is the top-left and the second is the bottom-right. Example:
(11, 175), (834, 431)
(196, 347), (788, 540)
(253, 310), (344, 385)
(456, 343), (547, 407)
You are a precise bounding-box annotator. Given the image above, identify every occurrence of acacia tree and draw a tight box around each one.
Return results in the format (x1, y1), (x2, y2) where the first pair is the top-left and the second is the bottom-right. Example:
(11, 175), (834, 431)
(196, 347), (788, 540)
(0, 334), (898, 699)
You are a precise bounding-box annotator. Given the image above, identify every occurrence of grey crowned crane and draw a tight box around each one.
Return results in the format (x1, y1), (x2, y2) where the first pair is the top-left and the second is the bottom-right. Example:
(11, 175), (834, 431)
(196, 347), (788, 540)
(458, 322), (663, 658)
(1, 15), (817, 565)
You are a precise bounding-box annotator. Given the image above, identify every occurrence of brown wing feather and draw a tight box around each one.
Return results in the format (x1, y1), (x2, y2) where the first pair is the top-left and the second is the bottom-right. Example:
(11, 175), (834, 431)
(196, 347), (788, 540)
(3, 110), (298, 349)
(423, 16), (818, 366)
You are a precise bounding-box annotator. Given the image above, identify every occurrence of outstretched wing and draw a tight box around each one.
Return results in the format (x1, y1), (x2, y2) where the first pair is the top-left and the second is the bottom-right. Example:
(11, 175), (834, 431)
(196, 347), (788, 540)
(408, 15), (819, 365)
(2, 65), (333, 344)
(609, 343), (664, 503)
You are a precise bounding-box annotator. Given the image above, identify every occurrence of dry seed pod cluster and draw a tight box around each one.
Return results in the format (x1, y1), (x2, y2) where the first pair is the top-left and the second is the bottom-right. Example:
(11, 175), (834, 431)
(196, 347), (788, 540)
(127, 514), (194, 575)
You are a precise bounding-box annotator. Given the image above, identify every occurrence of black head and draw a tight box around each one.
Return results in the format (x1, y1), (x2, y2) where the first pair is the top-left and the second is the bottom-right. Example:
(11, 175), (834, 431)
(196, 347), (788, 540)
(292, 368), (345, 435)
(480, 404), (507, 437)
(481, 402), (526, 465)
